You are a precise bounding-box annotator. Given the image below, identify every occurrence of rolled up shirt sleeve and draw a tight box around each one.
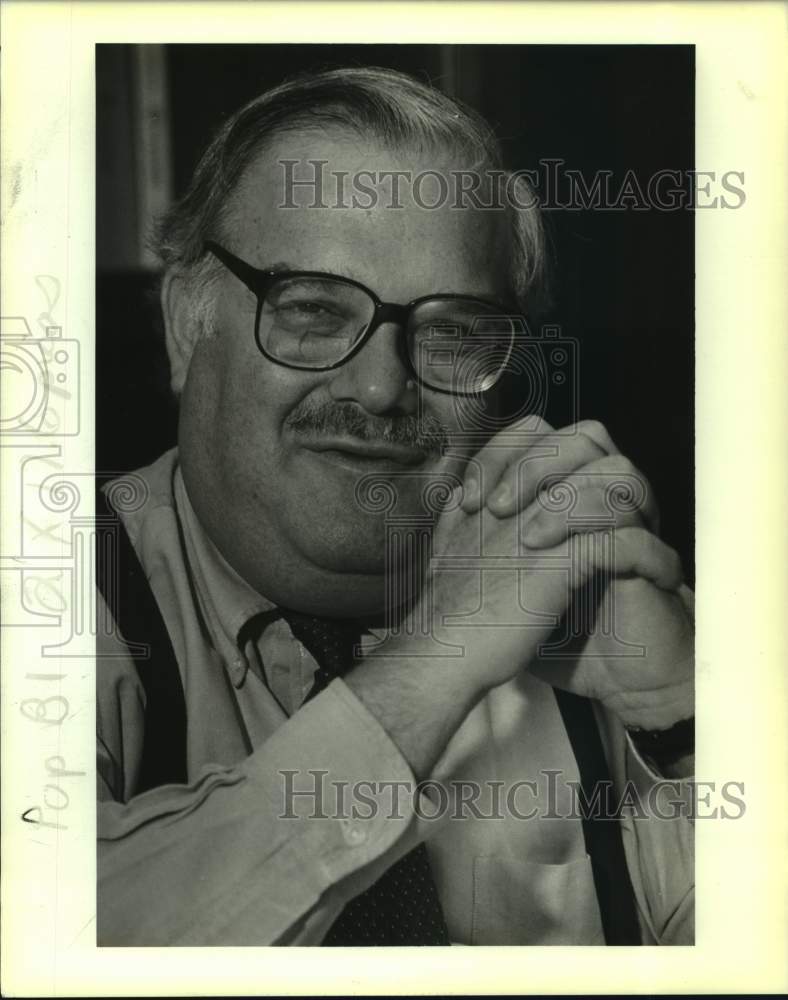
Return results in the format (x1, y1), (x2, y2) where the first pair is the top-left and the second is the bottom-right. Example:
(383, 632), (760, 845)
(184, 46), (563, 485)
(98, 678), (431, 946)
(621, 735), (695, 945)
(591, 583), (696, 945)
(595, 703), (695, 946)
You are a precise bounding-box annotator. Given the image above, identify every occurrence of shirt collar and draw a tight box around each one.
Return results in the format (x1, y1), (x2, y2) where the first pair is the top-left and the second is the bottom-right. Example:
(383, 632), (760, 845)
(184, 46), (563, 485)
(174, 467), (275, 687)
(173, 463), (389, 687)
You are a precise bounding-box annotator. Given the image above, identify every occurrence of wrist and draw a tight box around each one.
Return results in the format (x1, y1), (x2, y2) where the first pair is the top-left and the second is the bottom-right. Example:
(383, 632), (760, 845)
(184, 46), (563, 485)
(607, 679), (694, 733)
(345, 639), (485, 779)
(364, 631), (489, 700)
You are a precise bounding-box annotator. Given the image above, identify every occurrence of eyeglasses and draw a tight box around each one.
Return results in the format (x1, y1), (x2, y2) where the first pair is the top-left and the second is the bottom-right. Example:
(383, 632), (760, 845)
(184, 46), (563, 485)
(204, 241), (519, 396)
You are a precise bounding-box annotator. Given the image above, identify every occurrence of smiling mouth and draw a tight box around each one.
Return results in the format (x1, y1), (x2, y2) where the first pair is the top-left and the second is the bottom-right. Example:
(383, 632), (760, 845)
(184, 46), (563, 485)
(302, 438), (431, 470)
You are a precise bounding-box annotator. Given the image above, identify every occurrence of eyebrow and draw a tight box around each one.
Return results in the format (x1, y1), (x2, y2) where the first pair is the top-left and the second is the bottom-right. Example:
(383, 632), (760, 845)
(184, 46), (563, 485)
(265, 260), (348, 279)
(262, 260), (510, 305)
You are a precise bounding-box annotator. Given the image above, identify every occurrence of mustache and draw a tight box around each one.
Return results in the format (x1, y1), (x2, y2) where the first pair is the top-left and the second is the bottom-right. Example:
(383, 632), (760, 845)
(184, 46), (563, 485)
(285, 399), (450, 455)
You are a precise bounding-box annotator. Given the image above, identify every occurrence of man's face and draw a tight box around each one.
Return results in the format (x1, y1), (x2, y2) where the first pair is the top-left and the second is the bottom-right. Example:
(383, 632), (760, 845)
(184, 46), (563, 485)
(177, 129), (510, 615)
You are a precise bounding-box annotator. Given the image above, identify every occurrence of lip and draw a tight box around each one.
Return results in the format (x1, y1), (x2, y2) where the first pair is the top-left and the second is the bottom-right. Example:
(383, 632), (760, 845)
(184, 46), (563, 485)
(301, 437), (430, 470)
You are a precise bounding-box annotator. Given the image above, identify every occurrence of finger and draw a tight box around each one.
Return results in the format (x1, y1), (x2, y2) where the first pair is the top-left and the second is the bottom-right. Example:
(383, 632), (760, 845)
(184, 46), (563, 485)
(570, 419), (620, 457)
(460, 414), (553, 513)
(595, 527), (682, 591)
(485, 424), (611, 519)
(522, 456), (659, 547)
(524, 488), (644, 548)
(526, 527), (684, 593)
(587, 454), (659, 532)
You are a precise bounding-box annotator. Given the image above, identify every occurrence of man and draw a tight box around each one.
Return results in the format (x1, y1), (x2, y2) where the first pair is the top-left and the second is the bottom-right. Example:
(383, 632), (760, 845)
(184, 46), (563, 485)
(97, 67), (694, 946)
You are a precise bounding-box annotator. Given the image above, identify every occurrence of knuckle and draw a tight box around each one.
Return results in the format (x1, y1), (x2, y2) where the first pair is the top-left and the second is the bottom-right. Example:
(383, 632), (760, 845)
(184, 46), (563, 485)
(573, 426), (611, 461)
(575, 418), (609, 443)
(600, 456), (650, 504)
(463, 455), (484, 479)
(604, 453), (636, 476)
(666, 544), (683, 580)
(577, 418), (606, 437)
(618, 523), (648, 552)
(515, 413), (554, 435)
(574, 419), (619, 457)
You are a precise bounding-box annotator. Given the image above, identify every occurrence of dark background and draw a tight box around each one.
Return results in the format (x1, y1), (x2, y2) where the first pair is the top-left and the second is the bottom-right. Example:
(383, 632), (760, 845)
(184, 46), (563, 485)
(97, 44), (694, 581)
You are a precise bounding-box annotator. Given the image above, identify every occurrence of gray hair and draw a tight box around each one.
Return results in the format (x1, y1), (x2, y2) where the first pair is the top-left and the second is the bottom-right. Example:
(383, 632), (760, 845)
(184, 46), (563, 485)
(153, 66), (549, 332)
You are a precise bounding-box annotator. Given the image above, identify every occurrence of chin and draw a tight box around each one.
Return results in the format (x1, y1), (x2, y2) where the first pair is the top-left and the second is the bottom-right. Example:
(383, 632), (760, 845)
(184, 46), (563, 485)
(289, 518), (425, 619)
(294, 514), (389, 576)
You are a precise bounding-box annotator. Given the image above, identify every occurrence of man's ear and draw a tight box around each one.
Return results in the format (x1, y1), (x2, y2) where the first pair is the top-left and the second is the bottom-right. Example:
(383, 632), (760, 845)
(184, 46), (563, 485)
(161, 271), (198, 397)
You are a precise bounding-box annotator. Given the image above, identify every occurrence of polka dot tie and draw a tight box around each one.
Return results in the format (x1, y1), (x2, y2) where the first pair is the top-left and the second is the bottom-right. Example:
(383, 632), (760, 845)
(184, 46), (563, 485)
(282, 609), (451, 946)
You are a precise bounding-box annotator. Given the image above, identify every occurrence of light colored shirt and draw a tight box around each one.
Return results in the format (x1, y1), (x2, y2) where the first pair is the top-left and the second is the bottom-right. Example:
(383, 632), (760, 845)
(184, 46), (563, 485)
(97, 448), (694, 946)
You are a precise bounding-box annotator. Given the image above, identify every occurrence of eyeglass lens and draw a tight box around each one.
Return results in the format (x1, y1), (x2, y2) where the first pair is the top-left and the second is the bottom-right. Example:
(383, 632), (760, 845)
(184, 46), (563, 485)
(258, 275), (515, 392)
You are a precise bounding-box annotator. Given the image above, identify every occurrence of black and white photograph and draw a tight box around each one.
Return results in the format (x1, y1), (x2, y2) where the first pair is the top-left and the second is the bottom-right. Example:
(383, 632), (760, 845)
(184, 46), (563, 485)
(2, 3), (785, 995)
(96, 43), (696, 947)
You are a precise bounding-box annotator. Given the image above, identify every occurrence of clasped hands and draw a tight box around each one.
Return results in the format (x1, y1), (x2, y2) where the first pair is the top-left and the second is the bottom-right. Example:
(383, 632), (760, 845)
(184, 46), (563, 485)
(423, 416), (694, 733)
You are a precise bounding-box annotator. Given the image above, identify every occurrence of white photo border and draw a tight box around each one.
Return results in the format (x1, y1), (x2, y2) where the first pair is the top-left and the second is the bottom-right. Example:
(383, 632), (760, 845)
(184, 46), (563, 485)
(1, 2), (786, 995)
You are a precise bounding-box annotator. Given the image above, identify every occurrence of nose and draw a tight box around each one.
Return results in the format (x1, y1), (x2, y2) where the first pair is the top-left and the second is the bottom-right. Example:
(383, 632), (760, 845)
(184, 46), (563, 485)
(326, 320), (417, 416)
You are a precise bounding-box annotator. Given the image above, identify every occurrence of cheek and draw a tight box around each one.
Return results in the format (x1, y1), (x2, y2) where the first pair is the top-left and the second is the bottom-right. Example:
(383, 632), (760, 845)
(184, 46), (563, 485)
(214, 351), (280, 451)
(199, 291), (298, 440)
(180, 337), (269, 496)
(180, 333), (326, 490)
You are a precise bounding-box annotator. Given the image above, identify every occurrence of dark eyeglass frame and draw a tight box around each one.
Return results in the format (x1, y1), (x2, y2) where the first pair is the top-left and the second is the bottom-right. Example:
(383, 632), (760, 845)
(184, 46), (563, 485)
(204, 241), (518, 396)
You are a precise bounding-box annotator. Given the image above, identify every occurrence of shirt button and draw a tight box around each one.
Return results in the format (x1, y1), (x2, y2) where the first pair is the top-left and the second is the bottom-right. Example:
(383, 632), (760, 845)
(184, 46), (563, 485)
(342, 821), (367, 846)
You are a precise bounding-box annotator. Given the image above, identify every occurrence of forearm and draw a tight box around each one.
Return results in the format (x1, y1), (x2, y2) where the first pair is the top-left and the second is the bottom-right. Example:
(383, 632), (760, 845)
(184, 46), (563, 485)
(344, 639), (487, 779)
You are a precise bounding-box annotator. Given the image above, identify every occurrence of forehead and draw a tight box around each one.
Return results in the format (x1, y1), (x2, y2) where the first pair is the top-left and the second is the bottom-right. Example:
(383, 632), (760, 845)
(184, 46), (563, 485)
(223, 129), (509, 299)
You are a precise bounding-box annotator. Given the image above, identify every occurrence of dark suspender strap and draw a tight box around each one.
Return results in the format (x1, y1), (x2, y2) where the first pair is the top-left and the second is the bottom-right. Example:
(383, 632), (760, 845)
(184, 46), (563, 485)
(553, 687), (642, 945)
(96, 486), (188, 793)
